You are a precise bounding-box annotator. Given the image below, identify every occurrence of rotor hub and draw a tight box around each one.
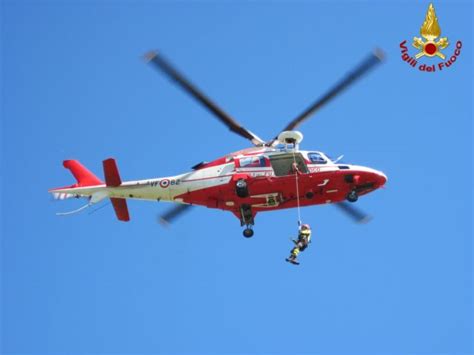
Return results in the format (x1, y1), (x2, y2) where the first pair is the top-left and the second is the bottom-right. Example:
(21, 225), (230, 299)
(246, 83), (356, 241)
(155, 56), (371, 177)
(277, 131), (304, 145)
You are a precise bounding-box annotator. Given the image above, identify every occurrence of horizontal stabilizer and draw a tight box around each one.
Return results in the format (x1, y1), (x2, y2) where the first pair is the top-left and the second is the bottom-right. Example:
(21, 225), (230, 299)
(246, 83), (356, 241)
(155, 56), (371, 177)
(111, 198), (130, 222)
(103, 159), (130, 222)
(103, 158), (122, 187)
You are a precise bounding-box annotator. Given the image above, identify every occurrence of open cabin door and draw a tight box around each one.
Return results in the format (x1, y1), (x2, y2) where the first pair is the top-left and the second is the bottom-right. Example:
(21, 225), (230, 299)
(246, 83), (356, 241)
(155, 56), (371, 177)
(269, 153), (308, 177)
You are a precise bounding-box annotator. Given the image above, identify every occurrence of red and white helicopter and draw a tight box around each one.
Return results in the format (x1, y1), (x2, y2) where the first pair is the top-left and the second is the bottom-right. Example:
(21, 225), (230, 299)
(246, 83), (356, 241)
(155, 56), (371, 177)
(50, 49), (387, 237)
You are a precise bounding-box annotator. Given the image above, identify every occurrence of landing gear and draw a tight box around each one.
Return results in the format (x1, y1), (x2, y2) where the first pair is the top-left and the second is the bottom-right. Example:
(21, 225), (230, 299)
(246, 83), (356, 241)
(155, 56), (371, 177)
(243, 228), (254, 238)
(235, 179), (249, 198)
(346, 190), (358, 203)
(240, 203), (255, 238)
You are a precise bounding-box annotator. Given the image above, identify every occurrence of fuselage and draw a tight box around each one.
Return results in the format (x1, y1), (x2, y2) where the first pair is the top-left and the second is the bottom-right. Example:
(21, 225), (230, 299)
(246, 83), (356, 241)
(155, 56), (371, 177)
(64, 146), (387, 220)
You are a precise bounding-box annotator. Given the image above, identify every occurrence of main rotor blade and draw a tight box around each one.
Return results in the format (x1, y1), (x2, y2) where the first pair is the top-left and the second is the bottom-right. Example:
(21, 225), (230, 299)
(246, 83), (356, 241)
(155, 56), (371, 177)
(158, 204), (193, 226)
(335, 202), (372, 224)
(145, 51), (264, 146)
(270, 49), (384, 144)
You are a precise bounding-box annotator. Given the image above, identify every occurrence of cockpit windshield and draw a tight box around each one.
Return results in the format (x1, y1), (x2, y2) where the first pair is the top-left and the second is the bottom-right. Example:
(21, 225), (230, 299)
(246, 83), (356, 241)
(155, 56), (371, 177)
(308, 152), (327, 164)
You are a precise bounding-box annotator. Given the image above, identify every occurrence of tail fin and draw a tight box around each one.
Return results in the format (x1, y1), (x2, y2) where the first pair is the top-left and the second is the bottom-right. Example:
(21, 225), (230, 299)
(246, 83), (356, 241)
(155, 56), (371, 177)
(63, 160), (103, 187)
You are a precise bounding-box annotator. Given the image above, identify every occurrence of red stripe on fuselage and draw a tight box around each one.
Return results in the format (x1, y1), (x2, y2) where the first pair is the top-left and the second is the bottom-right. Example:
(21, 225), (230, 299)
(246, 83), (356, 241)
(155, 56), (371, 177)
(175, 169), (383, 218)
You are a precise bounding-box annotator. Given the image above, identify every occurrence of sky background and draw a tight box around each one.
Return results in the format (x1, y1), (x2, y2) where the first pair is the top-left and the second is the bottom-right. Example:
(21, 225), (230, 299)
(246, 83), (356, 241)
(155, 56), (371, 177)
(1, 1), (472, 354)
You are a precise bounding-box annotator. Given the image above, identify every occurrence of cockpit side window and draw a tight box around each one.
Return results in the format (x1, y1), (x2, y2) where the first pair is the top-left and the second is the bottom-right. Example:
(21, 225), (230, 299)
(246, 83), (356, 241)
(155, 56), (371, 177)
(308, 152), (327, 164)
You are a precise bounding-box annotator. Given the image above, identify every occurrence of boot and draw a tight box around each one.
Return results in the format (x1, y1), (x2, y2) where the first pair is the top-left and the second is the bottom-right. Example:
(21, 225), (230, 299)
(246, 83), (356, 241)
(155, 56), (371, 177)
(286, 254), (299, 265)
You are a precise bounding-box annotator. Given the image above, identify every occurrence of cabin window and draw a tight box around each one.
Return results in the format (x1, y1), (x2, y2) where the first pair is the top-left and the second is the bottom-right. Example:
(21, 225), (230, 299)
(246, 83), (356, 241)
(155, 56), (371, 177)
(269, 153), (308, 177)
(308, 152), (327, 164)
(238, 156), (266, 168)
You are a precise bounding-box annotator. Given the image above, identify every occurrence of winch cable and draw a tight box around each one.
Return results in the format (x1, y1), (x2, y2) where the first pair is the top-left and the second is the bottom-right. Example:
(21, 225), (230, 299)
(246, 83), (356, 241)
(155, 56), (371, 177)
(291, 149), (302, 228)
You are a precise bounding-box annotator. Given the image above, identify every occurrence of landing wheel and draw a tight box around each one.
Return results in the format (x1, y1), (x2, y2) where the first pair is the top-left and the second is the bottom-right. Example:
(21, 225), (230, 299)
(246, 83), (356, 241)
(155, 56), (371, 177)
(243, 228), (254, 238)
(346, 190), (358, 203)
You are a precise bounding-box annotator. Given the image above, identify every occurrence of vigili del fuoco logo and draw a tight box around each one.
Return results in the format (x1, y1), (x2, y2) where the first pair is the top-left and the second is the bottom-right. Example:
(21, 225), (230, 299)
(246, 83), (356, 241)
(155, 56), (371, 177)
(400, 3), (462, 72)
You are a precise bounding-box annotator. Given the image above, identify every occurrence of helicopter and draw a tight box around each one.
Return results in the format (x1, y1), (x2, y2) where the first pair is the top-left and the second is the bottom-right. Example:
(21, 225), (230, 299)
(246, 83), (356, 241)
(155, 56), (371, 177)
(50, 49), (387, 237)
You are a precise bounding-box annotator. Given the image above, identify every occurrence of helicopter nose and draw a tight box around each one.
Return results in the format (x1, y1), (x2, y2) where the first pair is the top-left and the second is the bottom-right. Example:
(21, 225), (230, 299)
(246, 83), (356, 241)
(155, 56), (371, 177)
(375, 170), (388, 187)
